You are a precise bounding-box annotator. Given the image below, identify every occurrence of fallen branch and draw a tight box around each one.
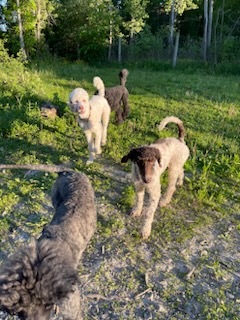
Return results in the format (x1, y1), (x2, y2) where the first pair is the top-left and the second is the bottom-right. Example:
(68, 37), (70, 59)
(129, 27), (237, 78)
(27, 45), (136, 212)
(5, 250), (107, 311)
(86, 294), (119, 302)
(0, 164), (74, 173)
(135, 288), (152, 299)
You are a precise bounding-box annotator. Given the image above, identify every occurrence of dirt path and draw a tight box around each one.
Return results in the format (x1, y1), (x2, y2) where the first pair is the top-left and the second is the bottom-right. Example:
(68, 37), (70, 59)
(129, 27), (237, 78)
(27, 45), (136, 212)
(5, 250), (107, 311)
(0, 166), (239, 319)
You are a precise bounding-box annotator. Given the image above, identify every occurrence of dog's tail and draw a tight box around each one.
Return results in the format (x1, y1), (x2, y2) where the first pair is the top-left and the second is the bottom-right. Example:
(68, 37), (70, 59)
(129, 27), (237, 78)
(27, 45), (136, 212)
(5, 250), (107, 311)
(119, 69), (129, 86)
(158, 116), (186, 142)
(93, 76), (105, 97)
(0, 239), (78, 318)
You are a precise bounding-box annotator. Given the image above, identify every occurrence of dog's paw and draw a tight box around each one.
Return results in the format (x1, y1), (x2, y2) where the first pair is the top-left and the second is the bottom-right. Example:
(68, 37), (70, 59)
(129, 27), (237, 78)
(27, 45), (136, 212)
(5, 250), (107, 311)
(129, 209), (142, 217)
(141, 229), (151, 240)
(86, 159), (94, 165)
(95, 149), (102, 155)
(176, 180), (183, 186)
(159, 198), (170, 207)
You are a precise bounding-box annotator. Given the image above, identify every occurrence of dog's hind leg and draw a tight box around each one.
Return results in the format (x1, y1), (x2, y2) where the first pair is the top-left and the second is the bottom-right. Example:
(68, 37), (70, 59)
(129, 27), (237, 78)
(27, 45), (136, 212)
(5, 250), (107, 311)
(115, 106), (124, 124)
(141, 182), (161, 239)
(176, 167), (184, 186)
(159, 166), (179, 207)
(101, 108), (110, 145)
(122, 94), (130, 120)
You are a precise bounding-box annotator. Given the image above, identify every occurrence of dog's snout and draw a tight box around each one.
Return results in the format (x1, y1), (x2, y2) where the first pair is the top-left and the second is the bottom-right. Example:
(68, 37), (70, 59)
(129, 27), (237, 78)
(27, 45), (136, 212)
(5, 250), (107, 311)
(143, 176), (152, 184)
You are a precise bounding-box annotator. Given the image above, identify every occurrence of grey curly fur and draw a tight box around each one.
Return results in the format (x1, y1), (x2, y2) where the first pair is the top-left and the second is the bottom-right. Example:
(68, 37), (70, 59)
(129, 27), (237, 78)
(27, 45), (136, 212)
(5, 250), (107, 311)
(0, 171), (97, 320)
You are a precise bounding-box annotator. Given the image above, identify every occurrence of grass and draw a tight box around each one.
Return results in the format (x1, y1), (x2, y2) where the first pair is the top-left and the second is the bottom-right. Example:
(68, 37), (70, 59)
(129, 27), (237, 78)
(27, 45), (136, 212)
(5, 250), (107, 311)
(0, 55), (239, 319)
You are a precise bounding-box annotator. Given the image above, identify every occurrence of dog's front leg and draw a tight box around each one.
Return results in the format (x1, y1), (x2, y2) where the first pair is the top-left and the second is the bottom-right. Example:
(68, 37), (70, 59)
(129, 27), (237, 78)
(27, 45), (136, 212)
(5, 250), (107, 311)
(141, 182), (161, 240)
(130, 182), (145, 217)
(85, 131), (95, 164)
(94, 128), (102, 155)
(101, 124), (108, 146)
(59, 284), (82, 320)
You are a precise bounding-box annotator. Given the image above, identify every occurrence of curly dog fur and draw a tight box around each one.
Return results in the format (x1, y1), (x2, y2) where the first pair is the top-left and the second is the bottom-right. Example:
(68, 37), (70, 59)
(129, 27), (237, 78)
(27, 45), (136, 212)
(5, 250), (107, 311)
(0, 171), (97, 320)
(93, 69), (130, 124)
(121, 116), (190, 239)
(68, 87), (111, 164)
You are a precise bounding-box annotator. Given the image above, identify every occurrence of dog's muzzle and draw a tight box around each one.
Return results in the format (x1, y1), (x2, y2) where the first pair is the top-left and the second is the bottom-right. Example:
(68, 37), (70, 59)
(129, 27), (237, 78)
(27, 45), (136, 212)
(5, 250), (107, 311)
(69, 102), (85, 114)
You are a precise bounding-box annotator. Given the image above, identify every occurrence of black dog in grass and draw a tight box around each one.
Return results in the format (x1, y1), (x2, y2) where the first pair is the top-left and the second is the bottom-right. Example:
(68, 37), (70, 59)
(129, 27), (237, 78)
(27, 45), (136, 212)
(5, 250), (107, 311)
(0, 171), (97, 320)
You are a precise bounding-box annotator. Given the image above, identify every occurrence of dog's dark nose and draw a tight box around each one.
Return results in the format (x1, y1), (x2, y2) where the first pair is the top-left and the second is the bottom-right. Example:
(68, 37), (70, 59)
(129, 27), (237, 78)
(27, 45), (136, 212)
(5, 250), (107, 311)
(143, 176), (151, 183)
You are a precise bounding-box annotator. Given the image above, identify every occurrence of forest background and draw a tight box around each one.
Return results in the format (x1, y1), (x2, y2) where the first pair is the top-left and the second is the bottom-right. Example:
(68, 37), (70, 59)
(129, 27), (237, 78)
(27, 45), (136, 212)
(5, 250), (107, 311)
(0, 0), (239, 67)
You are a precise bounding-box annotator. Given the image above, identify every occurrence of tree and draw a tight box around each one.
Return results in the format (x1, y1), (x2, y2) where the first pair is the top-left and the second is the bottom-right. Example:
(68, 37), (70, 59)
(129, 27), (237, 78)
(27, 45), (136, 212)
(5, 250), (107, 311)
(16, 0), (27, 58)
(122, 0), (149, 41)
(203, 0), (214, 61)
(46, 0), (120, 61)
(3, 0), (55, 56)
(164, 0), (198, 66)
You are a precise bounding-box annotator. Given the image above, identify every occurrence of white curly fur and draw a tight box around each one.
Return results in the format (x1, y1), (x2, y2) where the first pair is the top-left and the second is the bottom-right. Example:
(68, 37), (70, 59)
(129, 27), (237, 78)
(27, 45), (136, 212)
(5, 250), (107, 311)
(68, 87), (111, 164)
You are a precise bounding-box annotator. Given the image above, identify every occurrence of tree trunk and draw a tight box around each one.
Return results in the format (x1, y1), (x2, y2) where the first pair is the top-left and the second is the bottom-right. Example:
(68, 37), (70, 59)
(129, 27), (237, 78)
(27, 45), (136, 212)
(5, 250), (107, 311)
(36, 0), (41, 42)
(207, 0), (214, 48)
(172, 31), (180, 68)
(203, 0), (208, 61)
(16, 0), (27, 59)
(108, 19), (113, 61)
(220, 0), (225, 45)
(118, 37), (122, 63)
(213, 8), (221, 65)
(169, 0), (175, 56)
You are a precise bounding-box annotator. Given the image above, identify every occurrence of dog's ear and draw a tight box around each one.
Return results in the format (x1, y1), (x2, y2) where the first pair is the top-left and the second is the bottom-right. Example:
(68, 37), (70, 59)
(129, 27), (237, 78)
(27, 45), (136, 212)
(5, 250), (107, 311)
(121, 149), (138, 163)
(121, 153), (130, 163)
(155, 149), (161, 167)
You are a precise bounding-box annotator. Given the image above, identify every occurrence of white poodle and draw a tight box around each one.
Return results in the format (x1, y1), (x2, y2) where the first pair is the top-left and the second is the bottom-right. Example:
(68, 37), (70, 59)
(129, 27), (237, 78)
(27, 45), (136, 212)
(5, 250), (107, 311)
(68, 87), (111, 164)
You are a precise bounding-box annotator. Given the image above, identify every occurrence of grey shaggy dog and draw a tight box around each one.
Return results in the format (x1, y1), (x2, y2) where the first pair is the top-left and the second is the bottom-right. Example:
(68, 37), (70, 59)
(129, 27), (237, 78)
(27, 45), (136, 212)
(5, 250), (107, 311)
(0, 171), (97, 320)
(93, 69), (130, 124)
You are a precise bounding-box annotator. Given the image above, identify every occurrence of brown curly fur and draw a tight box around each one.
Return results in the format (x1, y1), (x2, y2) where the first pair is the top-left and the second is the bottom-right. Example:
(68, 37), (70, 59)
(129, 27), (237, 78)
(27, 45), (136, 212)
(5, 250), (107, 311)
(0, 171), (97, 320)
(94, 69), (130, 124)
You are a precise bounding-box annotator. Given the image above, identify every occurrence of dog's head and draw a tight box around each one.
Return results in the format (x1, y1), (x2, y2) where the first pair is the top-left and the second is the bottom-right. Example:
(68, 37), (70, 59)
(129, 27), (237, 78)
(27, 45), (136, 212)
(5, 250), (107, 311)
(121, 146), (161, 184)
(40, 102), (59, 119)
(68, 88), (90, 118)
(0, 239), (79, 320)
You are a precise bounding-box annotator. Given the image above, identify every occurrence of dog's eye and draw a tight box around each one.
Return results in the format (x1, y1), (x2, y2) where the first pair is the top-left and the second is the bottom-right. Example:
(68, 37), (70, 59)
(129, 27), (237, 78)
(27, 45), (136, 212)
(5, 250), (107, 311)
(82, 99), (86, 103)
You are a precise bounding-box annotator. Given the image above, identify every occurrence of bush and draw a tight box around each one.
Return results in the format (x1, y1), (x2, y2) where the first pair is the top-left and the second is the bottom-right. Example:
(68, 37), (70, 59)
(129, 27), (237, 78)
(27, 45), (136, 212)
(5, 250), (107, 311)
(0, 40), (42, 101)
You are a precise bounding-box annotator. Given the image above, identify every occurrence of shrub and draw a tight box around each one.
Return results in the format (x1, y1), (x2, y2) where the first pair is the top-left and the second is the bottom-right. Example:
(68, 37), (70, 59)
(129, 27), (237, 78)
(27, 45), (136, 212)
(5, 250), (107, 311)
(0, 40), (42, 102)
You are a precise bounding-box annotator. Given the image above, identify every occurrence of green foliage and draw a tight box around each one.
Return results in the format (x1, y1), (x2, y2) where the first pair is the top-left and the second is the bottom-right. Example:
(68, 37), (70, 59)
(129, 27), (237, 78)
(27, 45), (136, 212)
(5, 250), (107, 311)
(122, 0), (149, 36)
(119, 185), (135, 210)
(222, 36), (240, 61)
(3, 0), (55, 56)
(164, 0), (198, 15)
(0, 40), (43, 101)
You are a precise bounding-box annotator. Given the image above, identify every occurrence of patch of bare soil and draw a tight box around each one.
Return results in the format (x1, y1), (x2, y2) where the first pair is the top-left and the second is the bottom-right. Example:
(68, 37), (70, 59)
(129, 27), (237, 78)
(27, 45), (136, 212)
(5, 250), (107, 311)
(0, 165), (239, 320)
(78, 210), (239, 320)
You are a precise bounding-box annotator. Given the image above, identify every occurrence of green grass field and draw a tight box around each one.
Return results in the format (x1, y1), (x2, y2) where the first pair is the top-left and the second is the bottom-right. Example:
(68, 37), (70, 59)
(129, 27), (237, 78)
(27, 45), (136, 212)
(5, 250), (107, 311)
(0, 56), (239, 319)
